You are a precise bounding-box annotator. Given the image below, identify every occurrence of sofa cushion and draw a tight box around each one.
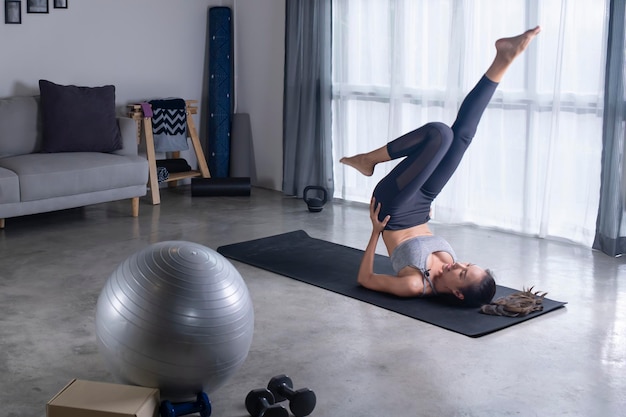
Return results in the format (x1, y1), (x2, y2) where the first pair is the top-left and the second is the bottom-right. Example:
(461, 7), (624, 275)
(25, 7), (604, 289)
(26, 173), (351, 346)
(0, 167), (20, 204)
(0, 96), (41, 158)
(39, 80), (123, 153)
(0, 153), (148, 202)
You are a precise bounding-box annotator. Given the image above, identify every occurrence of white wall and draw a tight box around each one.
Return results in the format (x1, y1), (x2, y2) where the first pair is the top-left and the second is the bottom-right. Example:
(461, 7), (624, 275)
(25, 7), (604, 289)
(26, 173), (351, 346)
(234, 0), (285, 190)
(0, 0), (285, 190)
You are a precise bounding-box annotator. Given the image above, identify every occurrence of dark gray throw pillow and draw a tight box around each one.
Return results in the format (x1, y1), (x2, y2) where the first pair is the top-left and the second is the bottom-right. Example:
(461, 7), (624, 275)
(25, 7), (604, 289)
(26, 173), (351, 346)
(39, 80), (123, 153)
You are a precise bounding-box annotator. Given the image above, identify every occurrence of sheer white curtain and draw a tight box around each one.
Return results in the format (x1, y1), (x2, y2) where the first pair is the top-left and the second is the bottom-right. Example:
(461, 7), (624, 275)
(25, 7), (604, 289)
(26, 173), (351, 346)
(332, 0), (608, 247)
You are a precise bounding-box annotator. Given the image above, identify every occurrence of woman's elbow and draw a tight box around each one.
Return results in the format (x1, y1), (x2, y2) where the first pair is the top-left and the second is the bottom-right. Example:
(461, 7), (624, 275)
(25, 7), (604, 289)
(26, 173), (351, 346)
(357, 273), (370, 287)
(402, 276), (425, 297)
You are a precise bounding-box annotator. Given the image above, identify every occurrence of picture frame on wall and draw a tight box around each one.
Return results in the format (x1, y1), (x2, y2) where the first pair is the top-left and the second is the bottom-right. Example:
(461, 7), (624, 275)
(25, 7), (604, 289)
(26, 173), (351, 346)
(26, 0), (47, 14)
(53, 0), (66, 9)
(5, 0), (22, 24)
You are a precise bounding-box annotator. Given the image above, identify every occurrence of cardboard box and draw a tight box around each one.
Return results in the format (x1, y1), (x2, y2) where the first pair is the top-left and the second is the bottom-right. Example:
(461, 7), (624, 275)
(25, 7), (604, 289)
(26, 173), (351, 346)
(47, 379), (160, 417)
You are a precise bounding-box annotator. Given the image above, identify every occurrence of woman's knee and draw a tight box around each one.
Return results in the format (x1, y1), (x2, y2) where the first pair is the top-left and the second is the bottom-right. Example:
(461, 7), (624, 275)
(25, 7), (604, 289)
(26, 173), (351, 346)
(423, 122), (453, 151)
(425, 122), (453, 144)
(387, 121), (453, 159)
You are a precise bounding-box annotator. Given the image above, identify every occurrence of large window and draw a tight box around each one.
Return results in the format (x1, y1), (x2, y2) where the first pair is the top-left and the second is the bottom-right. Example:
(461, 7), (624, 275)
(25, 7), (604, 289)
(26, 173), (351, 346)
(332, 0), (608, 246)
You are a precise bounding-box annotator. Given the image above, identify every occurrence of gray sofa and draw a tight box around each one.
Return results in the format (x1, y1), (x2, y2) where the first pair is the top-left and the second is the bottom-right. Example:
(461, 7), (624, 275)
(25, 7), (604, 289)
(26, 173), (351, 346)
(0, 94), (149, 229)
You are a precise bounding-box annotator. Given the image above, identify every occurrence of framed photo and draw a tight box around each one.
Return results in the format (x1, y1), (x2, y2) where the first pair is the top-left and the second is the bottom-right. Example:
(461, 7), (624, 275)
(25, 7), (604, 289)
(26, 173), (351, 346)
(26, 0), (47, 13)
(53, 0), (66, 9)
(5, 1), (22, 24)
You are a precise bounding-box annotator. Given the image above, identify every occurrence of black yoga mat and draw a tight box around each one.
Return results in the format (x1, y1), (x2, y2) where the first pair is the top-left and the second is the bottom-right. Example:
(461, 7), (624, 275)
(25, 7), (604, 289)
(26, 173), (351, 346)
(217, 230), (567, 337)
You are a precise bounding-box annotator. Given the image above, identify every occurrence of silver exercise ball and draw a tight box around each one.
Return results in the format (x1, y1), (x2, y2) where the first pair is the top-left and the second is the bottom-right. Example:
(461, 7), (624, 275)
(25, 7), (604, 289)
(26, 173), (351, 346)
(95, 241), (254, 401)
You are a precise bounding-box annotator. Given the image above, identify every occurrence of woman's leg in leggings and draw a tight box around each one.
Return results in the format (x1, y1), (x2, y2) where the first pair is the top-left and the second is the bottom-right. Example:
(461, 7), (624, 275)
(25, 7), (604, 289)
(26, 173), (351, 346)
(372, 122), (453, 225)
(339, 121), (452, 178)
(340, 26), (541, 180)
(366, 74), (496, 228)
(419, 75), (498, 196)
(340, 123), (454, 229)
(381, 122), (454, 191)
(341, 26), (542, 223)
(420, 25), (542, 197)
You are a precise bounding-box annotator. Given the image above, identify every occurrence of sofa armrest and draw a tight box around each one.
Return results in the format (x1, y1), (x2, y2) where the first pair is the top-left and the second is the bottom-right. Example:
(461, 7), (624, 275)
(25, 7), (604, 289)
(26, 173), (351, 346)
(113, 117), (139, 157)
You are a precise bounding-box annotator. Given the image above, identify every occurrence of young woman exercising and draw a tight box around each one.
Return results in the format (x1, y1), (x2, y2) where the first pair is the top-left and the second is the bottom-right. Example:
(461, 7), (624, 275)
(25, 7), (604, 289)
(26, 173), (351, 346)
(341, 26), (541, 308)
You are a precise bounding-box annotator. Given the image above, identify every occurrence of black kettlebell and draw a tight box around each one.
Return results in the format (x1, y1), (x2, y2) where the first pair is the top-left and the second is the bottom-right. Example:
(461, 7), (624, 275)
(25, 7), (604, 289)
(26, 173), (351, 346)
(303, 186), (328, 213)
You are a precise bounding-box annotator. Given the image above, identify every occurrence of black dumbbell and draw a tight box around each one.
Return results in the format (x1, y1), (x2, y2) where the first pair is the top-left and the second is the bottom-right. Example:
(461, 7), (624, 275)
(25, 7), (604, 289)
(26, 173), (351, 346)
(160, 392), (211, 417)
(267, 375), (316, 417)
(245, 388), (289, 417)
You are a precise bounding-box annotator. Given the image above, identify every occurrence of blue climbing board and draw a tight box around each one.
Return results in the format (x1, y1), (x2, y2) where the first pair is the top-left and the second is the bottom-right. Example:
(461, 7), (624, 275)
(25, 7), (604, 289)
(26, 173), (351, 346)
(208, 7), (233, 178)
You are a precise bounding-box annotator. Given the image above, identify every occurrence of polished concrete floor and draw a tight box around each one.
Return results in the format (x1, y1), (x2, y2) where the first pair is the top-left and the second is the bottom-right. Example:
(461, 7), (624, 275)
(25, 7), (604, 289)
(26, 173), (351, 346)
(1, 186), (625, 417)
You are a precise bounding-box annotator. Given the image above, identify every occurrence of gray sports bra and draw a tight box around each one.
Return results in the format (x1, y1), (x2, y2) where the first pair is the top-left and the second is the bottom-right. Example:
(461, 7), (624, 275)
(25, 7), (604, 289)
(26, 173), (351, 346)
(390, 235), (456, 295)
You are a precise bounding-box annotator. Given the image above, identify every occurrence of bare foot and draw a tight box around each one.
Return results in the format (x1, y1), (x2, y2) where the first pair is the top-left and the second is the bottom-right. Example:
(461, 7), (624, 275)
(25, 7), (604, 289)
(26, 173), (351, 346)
(486, 26), (541, 82)
(495, 26), (541, 62)
(340, 154), (375, 176)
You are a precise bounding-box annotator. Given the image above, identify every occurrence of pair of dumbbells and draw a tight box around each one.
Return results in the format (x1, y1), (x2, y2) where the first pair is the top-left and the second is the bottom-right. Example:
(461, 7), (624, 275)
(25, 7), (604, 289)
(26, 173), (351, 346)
(245, 374), (316, 417)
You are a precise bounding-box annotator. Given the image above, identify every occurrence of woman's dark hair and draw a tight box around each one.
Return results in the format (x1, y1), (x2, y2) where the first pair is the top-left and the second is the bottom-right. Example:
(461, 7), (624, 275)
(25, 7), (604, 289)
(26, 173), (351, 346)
(480, 286), (547, 316)
(461, 268), (496, 308)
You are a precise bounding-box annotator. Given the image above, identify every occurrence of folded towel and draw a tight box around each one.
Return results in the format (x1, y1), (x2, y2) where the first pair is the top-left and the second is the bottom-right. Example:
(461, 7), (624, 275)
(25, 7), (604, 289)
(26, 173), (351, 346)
(149, 98), (189, 152)
(156, 158), (192, 173)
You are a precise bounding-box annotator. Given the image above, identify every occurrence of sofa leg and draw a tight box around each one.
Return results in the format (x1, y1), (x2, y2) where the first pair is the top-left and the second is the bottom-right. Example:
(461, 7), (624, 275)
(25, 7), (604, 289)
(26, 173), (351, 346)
(0, 218), (4, 229)
(131, 198), (139, 217)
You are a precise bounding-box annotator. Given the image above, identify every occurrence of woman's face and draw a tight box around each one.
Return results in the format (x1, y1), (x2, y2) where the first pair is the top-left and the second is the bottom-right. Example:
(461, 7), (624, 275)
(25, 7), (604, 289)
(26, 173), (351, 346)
(440, 262), (486, 297)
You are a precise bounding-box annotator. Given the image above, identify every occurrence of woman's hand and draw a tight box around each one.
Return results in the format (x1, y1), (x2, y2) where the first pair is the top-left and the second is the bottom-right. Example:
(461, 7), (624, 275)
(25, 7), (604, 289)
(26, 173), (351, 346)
(370, 197), (390, 234)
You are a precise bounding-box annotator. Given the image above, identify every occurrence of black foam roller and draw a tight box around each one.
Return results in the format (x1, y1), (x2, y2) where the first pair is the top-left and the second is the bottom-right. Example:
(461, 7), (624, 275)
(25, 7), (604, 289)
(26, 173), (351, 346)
(191, 177), (251, 197)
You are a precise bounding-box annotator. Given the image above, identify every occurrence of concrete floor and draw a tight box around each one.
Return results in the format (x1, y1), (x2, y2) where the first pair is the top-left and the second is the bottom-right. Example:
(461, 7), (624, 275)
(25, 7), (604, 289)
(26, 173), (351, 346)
(1, 186), (625, 417)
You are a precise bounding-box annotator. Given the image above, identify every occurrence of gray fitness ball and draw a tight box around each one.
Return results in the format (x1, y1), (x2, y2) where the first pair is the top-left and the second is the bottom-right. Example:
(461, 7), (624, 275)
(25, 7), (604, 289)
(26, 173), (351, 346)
(95, 241), (255, 401)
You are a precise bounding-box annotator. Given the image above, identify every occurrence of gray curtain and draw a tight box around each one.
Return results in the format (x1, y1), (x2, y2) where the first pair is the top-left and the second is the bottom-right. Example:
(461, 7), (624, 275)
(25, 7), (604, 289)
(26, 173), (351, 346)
(282, 0), (333, 198)
(594, 0), (626, 257)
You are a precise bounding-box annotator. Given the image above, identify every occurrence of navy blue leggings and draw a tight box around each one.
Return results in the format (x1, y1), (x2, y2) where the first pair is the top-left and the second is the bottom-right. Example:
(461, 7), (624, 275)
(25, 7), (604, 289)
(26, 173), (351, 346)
(373, 75), (498, 229)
